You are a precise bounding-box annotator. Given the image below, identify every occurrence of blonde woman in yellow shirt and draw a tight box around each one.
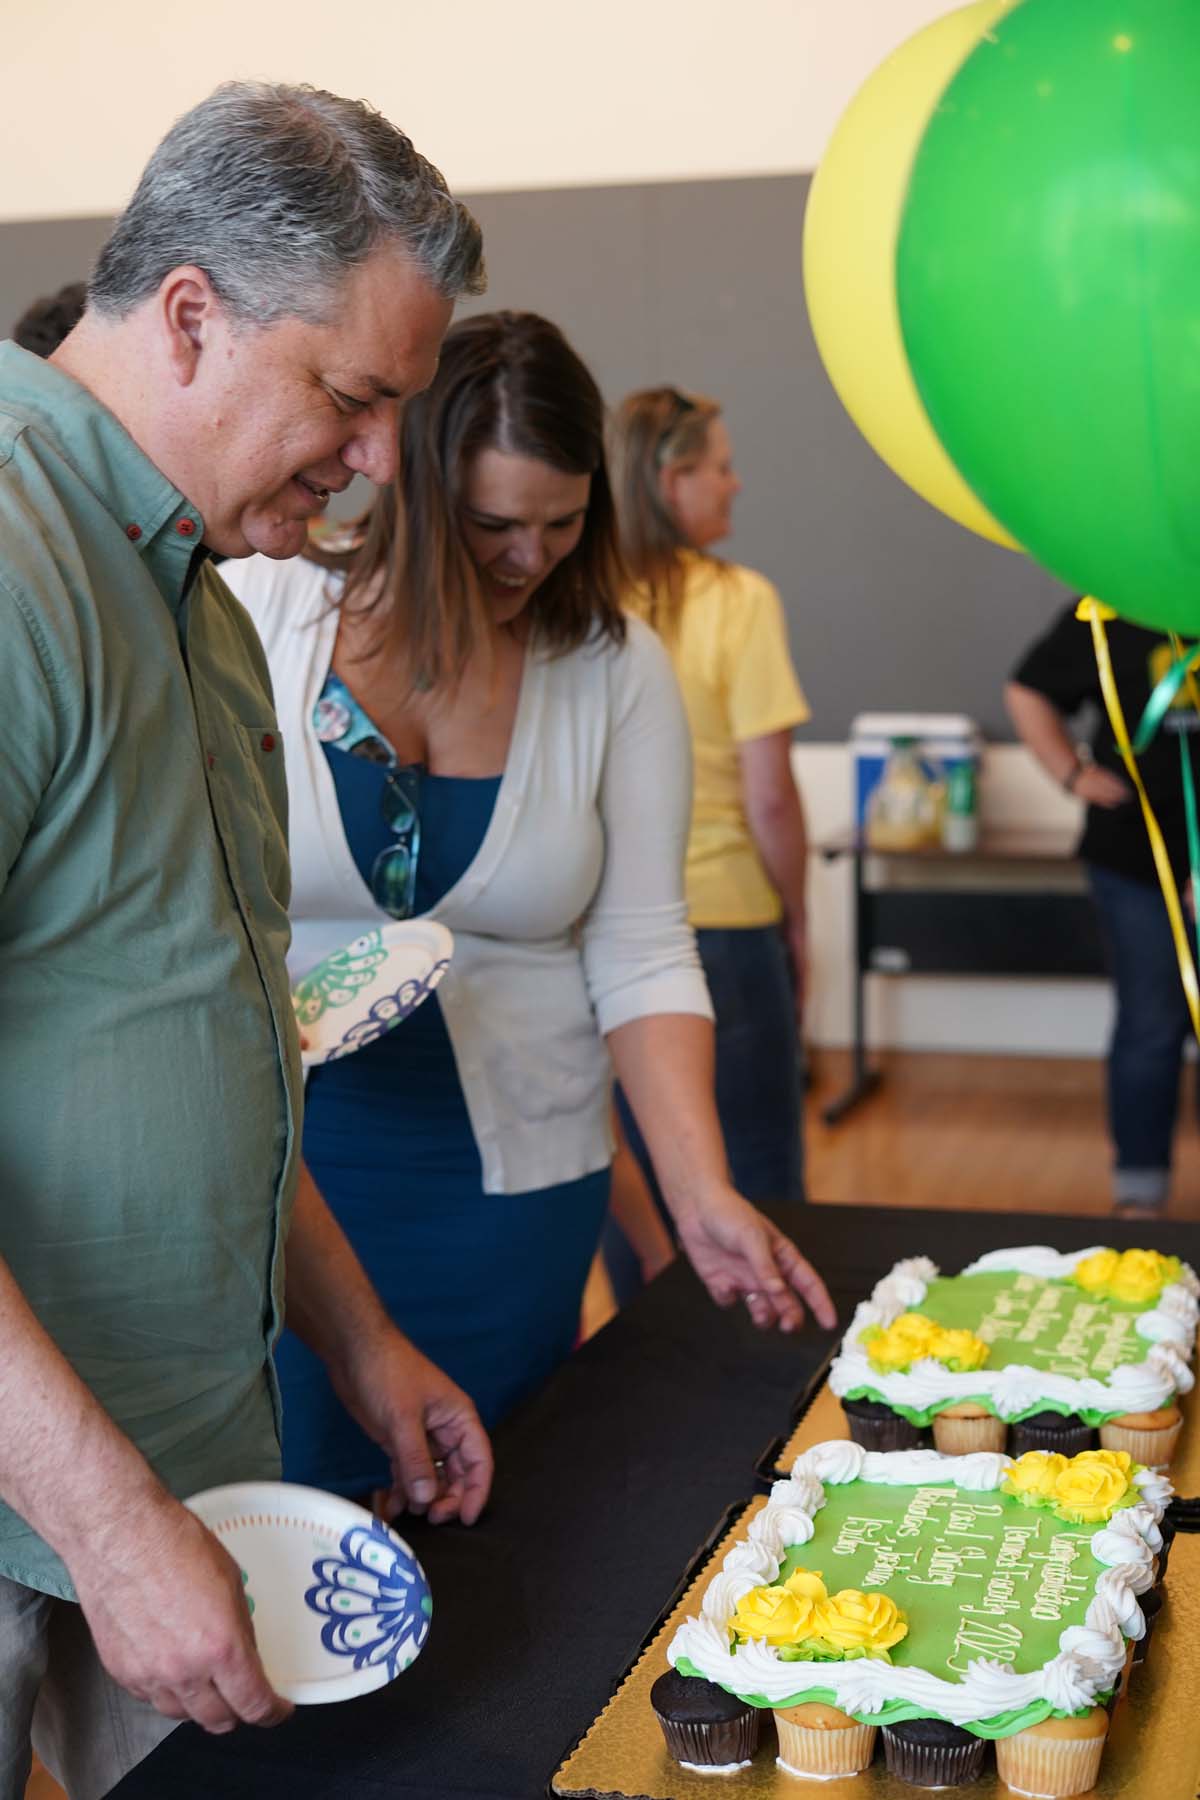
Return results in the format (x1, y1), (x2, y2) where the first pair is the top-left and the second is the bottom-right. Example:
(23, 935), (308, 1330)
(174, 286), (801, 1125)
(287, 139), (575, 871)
(610, 387), (811, 1219)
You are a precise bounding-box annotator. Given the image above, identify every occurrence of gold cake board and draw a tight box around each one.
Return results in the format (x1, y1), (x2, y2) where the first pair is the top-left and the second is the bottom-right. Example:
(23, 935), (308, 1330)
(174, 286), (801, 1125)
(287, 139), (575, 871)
(551, 1395), (1200, 1800)
(771, 1379), (1200, 1498)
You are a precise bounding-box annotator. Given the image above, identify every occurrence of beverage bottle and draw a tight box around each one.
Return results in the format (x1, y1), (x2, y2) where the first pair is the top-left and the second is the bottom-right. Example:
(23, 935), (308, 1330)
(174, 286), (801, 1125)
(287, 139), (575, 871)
(941, 758), (980, 852)
(866, 738), (941, 849)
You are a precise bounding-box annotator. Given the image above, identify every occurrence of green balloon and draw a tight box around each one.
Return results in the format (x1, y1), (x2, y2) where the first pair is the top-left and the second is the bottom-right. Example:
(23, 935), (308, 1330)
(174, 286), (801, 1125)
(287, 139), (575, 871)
(897, 0), (1200, 634)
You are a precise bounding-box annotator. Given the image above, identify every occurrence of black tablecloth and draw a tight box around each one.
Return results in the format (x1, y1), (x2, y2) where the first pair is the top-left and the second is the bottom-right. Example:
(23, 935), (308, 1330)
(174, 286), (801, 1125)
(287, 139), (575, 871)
(109, 1204), (1199, 1800)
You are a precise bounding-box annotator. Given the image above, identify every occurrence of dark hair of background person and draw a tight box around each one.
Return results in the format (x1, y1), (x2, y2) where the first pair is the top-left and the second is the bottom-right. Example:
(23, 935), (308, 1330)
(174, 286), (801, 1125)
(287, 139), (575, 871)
(308, 310), (627, 692)
(12, 282), (87, 358)
(609, 385), (725, 635)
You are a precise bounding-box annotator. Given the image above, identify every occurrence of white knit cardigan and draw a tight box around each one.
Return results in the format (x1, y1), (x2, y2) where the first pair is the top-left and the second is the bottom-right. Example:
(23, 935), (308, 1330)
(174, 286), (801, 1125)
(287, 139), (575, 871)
(221, 553), (712, 1194)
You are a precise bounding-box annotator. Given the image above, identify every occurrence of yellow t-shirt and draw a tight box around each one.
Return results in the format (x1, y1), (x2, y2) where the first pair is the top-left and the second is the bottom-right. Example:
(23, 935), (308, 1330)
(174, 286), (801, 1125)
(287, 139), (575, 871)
(627, 555), (810, 928)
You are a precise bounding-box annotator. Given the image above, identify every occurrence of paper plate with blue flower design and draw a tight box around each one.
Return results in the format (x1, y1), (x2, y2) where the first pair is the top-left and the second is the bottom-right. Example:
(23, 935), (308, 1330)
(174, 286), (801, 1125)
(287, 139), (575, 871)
(292, 920), (453, 1070)
(184, 1481), (432, 1704)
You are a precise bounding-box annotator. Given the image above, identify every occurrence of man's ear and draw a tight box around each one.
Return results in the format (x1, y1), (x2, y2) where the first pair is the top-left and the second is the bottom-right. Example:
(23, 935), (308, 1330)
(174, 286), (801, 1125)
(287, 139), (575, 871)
(157, 266), (221, 388)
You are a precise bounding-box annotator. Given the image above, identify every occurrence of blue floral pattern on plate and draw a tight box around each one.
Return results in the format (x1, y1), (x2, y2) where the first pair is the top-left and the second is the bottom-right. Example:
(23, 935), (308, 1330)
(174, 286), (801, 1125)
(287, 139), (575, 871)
(322, 958), (450, 1061)
(304, 1519), (432, 1681)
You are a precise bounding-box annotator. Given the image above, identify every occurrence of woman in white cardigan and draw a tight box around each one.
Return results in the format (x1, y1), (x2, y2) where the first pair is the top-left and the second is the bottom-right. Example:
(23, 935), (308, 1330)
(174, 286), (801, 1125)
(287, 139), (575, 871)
(222, 312), (834, 1502)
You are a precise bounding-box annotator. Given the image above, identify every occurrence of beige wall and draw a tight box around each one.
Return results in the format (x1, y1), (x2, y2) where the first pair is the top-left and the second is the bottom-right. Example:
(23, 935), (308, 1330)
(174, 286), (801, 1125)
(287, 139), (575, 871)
(4, 0), (959, 221)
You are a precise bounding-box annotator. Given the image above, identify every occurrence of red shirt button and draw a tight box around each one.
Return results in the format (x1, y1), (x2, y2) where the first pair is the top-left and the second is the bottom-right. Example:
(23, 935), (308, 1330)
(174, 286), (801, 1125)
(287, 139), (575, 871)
(261, 732), (276, 753)
(125, 523), (142, 541)
(176, 518), (197, 537)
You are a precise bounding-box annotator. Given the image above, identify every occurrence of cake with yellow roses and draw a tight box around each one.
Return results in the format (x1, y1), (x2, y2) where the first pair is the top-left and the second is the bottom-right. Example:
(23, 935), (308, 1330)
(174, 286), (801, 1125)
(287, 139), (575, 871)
(828, 1247), (1197, 1466)
(658, 1439), (1172, 1793)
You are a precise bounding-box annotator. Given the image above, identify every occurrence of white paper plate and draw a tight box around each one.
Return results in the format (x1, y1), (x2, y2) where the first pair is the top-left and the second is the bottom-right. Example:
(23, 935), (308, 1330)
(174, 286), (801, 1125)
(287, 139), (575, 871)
(184, 1481), (432, 1704)
(292, 920), (453, 1068)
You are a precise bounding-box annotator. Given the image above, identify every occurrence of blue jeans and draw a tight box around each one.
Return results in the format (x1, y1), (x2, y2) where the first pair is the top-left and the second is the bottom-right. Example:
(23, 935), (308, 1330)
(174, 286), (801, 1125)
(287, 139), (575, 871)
(1088, 862), (1193, 1200)
(607, 924), (805, 1298)
(692, 924), (806, 1204)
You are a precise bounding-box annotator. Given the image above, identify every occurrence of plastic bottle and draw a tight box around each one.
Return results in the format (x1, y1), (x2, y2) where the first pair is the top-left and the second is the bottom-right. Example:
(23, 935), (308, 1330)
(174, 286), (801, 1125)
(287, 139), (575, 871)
(866, 738), (942, 850)
(941, 758), (980, 852)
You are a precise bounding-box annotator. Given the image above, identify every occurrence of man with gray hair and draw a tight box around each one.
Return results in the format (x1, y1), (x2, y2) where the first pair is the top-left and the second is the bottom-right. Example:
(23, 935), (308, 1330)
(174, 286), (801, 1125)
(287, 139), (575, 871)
(0, 81), (490, 1799)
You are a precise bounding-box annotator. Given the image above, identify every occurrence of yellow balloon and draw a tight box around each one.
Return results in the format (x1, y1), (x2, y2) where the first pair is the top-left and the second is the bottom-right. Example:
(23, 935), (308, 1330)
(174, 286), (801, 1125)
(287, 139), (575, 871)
(802, 0), (1021, 549)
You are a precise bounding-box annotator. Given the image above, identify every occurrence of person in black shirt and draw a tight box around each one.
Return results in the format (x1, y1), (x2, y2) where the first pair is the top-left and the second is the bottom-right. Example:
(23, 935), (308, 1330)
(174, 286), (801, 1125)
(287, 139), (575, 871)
(11, 281), (86, 357)
(1006, 603), (1200, 1211)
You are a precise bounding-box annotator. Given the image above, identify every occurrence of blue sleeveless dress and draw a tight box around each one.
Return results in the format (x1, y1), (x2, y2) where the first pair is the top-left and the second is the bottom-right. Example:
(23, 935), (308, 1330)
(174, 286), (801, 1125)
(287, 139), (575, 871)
(276, 693), (611, 1495)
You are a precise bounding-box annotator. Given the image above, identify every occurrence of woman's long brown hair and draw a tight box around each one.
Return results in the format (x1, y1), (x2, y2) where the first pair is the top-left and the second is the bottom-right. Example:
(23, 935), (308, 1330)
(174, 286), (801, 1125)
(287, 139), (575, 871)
(307, 310), (626, 690)
(608, 386), (722, 636)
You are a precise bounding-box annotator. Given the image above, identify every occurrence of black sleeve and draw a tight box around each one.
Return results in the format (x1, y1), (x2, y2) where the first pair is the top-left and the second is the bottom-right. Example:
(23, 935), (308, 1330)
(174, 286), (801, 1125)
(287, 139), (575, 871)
(1009, 602), (1098, 716)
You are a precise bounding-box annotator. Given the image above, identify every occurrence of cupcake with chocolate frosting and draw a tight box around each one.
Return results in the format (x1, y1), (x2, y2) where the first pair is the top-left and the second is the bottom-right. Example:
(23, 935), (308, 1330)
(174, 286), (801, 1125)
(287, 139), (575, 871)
(650, 1668), (759, 1772)
(841, 1395), (924, 1451)
(881, 1717), (986, 1787)
(1008, 1409), (1097, 1458)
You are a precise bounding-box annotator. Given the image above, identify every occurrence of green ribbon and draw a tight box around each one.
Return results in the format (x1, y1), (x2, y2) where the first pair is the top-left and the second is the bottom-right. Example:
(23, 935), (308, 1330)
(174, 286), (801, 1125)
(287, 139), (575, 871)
(1129, 639), (1200, 971)
(1130, 642), (1200, 753)
(1181, 732), (1200, 970)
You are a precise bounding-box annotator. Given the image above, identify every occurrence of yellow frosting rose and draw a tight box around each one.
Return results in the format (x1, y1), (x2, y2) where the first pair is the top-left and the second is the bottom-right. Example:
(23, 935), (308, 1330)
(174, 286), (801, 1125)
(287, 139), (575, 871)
(730, 1583), (820, 1646)
(782, 1568), (828, 1604)
(1052, 1454), (1133, 1523)
(934, 1327), (990, 1373)
(1072, 1246), (1180, 1304)
(1003, 1451), (1069, 1504)
(861, 1313), (989, 1375)
(813, 1589), (908, 1655)
(1073, 1249), (1120, 1294)
(891, 1311), (938, 1344)
(861, 1315), (929, 1373)
(1109, 1249), (1181, 1305)
(1070, 1448), (1134, 1483)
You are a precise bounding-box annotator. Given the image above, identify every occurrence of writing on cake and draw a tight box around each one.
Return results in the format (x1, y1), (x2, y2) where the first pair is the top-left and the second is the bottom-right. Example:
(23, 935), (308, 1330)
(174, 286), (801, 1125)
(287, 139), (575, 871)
(971, 1274), (1141, 1377)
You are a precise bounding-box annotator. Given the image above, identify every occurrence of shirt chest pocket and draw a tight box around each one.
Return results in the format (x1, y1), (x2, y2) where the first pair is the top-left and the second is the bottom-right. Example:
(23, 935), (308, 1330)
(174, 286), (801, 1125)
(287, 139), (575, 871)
(214, 722), (292, 916)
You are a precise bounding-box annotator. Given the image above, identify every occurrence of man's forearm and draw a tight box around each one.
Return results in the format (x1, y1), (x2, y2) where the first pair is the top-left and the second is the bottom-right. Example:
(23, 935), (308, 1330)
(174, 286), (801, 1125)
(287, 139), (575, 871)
(1004, 682), (1078, 786)
(284, 1159), (397, 1378)
(0, 1255), (167, 1568)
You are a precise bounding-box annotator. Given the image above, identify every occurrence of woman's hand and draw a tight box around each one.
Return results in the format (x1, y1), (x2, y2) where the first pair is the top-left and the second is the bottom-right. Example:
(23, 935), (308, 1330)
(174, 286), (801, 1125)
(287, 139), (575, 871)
(673, 1184), (836, 1334)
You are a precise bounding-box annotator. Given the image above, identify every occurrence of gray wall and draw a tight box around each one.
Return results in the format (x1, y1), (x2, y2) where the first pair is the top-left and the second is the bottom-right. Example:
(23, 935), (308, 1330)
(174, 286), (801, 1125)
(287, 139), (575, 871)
(0, 175), (1069, 739)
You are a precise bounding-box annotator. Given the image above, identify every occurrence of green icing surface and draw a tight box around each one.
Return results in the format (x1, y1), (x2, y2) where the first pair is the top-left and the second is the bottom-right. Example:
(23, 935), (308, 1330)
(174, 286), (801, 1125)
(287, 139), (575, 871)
(689, 1479), (1113, 1736)
(845, 1271), (1163, 1425)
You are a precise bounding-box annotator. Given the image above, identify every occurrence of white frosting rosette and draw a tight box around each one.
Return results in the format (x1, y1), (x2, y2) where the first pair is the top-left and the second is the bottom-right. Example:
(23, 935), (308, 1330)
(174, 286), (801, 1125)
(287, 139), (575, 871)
(722, 1538), (779, 1583)
(828, 1247), (1197, 1423)
(667, 1440), (1173, 1729)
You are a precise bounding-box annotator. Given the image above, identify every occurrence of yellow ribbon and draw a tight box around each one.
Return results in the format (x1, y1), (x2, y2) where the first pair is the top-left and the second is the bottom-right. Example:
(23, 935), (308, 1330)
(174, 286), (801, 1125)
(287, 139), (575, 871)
(1075, 597), (1200, 1041)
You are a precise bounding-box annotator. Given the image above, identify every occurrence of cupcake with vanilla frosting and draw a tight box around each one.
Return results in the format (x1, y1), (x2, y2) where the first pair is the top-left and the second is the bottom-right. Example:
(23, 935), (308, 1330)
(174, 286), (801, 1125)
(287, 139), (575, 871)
(994, 1707), (1108, 1798)
(773, 1701), (876, 1779)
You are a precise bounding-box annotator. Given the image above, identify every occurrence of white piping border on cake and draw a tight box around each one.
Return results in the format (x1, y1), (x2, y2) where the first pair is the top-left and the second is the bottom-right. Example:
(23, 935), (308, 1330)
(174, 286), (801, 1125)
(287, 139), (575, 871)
(826, 1251), (1199, 1422)
(668, 1440), (1172, 1725)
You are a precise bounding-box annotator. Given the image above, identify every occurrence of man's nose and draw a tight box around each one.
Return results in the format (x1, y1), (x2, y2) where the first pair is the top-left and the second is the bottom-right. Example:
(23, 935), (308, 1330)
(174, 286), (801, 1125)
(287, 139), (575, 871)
(342, 408), (400, 487)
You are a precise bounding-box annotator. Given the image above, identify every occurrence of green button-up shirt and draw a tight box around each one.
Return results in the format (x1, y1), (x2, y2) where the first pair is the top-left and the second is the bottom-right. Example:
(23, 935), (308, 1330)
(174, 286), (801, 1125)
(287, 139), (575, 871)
(0, 341), (302, 1598)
